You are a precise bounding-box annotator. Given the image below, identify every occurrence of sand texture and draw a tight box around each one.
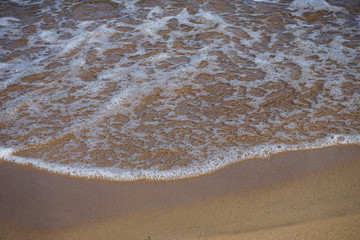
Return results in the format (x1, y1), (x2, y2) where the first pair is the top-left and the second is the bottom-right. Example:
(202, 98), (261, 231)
(1, 145), (360, 239)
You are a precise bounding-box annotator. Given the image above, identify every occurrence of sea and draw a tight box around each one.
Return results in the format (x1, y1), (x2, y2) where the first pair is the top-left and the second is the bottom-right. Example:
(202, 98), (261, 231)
(0, 0), (359, 180)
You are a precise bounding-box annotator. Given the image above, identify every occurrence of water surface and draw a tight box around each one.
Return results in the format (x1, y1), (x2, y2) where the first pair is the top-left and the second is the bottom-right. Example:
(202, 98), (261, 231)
(0, 0), (359, 180)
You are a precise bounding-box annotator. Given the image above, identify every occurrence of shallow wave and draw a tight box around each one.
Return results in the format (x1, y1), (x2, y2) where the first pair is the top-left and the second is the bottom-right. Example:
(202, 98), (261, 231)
(0, 0), (359, 180)
(1, 135), (359, 180)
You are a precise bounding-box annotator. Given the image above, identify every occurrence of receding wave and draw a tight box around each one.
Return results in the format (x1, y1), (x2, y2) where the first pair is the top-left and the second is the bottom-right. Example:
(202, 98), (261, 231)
(0, 0), (359, 180)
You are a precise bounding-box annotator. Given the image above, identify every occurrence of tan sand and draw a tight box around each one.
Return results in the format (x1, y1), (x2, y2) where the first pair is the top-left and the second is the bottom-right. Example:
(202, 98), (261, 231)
(1, 145), (360, 239)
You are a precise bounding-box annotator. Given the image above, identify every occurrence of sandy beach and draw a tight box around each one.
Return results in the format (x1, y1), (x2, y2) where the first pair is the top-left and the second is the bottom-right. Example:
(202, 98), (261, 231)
(1, 145), (360, 240)
(1, 1), (359, 239)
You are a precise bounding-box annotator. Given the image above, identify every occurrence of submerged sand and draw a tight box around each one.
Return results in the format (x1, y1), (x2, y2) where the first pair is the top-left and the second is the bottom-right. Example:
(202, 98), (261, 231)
(1, 145), (360, 239)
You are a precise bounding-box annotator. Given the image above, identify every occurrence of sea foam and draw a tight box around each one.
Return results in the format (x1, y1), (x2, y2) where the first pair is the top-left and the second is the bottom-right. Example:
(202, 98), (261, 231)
(0, 0), (359, 180)
(1, 135), (359, 181)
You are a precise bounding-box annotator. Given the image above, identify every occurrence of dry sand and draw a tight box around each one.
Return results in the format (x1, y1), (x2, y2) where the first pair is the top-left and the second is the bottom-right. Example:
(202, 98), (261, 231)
(1, 145), (360, 240)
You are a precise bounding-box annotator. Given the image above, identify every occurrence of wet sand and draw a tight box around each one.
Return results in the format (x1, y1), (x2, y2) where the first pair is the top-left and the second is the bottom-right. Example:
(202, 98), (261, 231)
(1, 145), (360, 239)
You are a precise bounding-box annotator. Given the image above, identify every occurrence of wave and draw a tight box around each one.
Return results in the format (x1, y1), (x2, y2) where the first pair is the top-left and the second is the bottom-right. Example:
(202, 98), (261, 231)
(0, 0), (359, 180)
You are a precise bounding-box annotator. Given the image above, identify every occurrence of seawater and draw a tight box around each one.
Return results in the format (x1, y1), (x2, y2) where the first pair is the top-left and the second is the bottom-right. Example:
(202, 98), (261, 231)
(0, 0), (359, 180)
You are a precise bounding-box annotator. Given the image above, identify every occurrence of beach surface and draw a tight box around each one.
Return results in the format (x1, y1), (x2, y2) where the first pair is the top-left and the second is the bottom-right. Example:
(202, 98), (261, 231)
(1, 1), (359, 239)
(1, 145), (360, 240)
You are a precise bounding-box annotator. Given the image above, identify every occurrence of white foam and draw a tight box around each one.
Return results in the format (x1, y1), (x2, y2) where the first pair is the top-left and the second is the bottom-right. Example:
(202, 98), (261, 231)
(0, 147), (14, 159)
(111, 0), (140, 11)
(1, 135), (359, 181)
(289, 0), (345, 13)
(252, 0), (280, 3)
(38, 30), (58, 44)
(148, 53), (171, 63)
(0, 17), (20, 27)
(1, 0), (359, 181)
(9, 0), (45, 6)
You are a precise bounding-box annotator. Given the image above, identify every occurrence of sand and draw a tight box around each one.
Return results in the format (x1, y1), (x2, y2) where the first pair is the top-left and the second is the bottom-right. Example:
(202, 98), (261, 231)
(1, 145), (360, 240)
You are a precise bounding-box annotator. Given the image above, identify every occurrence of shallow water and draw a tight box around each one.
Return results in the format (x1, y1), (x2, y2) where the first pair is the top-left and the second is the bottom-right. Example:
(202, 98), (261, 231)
(0, 0), (359, 180)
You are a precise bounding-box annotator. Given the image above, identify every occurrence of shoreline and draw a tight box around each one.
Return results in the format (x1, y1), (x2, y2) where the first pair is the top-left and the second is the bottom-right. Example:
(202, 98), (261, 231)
(1, 145), (360, 239)
(2, 135), (360, 181)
